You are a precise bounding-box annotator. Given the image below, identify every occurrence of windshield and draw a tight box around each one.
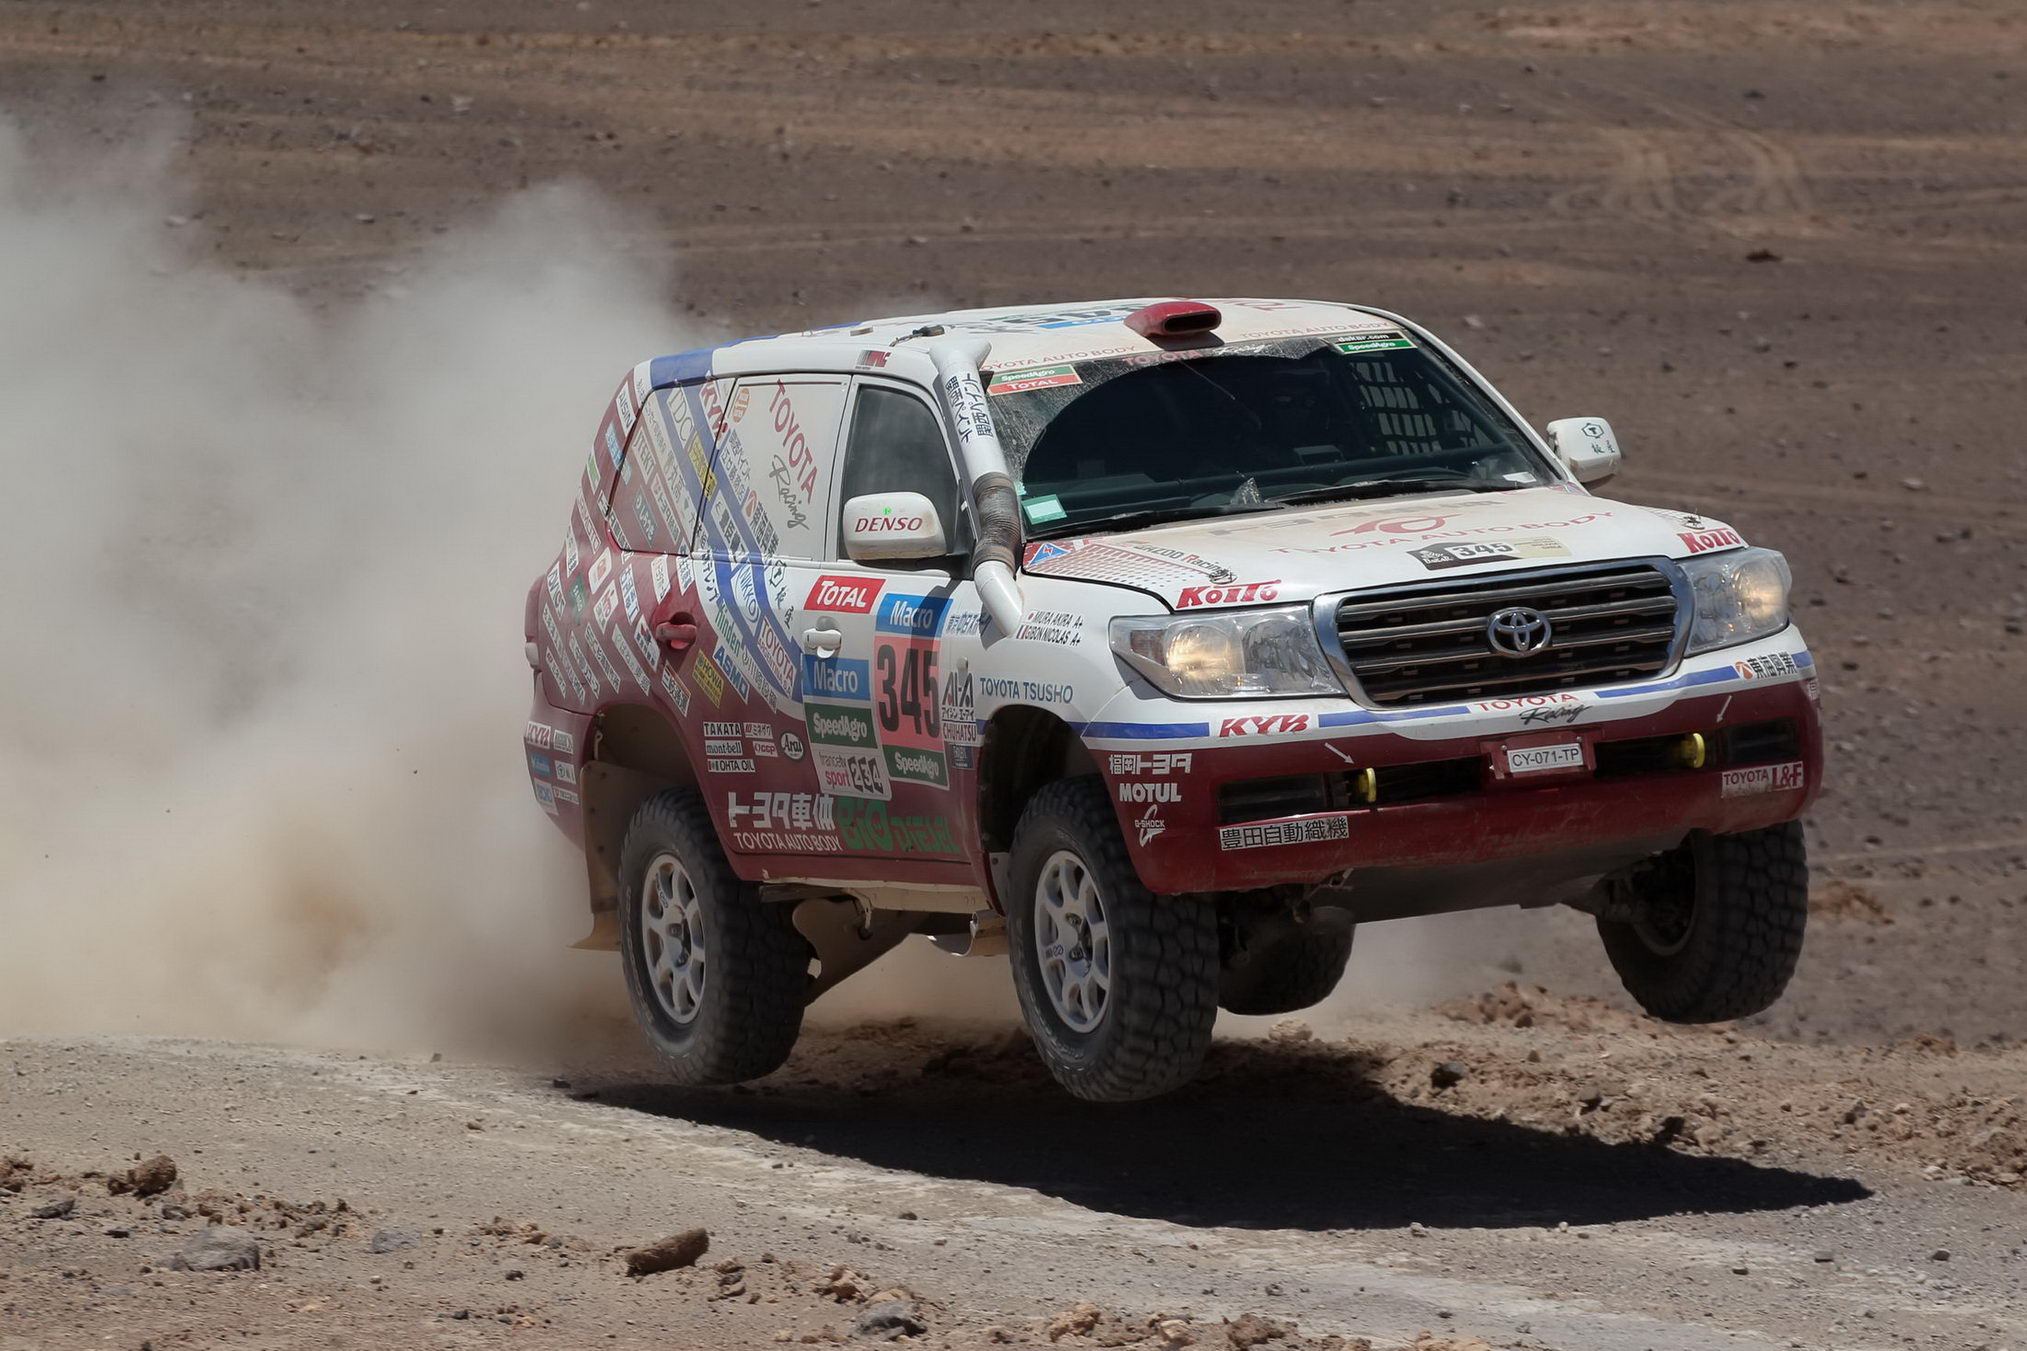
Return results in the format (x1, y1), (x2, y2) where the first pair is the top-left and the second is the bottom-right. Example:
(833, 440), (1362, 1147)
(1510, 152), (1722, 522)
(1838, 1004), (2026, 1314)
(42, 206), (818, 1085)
(982, 333), (1554, 537)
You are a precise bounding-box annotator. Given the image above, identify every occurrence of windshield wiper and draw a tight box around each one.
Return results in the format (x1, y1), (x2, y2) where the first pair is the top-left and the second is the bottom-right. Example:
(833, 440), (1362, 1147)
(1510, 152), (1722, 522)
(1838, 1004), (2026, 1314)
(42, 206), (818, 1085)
(1026, 500), (1282, 539)
(1274, 476), (1519, 507)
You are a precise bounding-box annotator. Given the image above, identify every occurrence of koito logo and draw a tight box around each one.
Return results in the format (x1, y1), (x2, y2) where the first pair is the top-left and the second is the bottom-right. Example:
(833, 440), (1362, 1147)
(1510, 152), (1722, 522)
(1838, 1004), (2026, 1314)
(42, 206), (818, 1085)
(1177, 580), (1281, 608)
(855, 515), (925, 534)
(804, 575), (883, 614)
(1679, 527), (1743, 555)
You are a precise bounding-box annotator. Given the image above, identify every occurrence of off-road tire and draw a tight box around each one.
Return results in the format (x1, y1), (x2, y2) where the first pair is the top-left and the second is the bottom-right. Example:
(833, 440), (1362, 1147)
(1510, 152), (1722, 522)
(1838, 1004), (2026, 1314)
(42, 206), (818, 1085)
(1598, 821), (1808, 1024)
(617, 789), (809, 1084)
(1005, 777), (1219, 1102)
(1218, 923), (1355, 1016)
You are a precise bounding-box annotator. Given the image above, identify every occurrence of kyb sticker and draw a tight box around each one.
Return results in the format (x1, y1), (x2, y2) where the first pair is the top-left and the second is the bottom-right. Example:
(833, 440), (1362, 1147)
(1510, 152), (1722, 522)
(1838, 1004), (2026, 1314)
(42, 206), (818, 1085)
(1721, 761), (1805, 797)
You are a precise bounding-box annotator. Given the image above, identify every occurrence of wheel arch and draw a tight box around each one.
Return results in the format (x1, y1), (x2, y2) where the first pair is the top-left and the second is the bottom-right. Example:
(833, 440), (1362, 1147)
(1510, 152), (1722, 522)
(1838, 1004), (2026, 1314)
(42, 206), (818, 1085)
(977, 704), (1099, 857)
(581, 701), (703, 939)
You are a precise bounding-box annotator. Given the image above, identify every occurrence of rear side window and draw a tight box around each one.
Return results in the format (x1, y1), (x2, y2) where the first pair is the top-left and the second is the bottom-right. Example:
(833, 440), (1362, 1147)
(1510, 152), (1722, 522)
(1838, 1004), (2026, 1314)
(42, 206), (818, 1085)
(837, 386), (963, 550)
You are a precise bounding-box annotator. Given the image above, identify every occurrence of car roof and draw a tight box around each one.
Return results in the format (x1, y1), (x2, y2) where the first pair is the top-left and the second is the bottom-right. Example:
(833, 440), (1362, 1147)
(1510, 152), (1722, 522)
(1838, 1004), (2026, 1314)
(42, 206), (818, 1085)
(642, 297), (1404, 389)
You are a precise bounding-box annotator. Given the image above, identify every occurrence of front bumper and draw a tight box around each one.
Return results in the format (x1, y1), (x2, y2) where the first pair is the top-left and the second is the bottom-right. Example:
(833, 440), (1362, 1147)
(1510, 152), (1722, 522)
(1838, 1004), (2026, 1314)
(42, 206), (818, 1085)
(1090, 631), (1822, 896)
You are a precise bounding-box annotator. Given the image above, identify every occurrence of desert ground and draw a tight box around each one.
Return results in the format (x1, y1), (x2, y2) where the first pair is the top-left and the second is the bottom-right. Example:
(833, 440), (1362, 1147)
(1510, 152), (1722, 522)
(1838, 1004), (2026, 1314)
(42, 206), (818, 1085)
(2, 2), (2025, 1348)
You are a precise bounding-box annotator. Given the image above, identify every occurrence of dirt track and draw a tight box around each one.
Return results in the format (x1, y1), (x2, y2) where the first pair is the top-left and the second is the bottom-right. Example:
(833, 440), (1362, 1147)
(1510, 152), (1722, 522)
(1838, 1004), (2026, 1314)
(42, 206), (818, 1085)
(3, 2), (2026, 1347)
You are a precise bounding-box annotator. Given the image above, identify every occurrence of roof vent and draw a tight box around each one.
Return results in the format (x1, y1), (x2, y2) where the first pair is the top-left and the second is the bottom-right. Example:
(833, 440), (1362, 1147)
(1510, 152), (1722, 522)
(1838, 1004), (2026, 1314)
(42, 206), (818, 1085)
(1124, 300), (1222, 339)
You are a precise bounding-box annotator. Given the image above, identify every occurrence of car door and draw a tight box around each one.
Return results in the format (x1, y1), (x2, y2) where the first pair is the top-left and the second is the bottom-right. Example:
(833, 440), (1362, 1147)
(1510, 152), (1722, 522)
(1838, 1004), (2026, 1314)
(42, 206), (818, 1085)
(789, 375), (977, 861)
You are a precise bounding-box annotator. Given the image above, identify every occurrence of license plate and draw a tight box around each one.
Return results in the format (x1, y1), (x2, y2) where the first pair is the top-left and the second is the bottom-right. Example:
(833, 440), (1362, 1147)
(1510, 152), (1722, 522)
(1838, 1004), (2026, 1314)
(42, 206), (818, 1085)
(1506, 742), (1585, 775)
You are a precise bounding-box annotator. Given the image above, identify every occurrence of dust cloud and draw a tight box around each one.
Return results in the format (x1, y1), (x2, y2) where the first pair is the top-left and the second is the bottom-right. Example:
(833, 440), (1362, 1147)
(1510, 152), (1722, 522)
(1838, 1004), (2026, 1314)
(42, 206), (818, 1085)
(0, 118), (681, 1050)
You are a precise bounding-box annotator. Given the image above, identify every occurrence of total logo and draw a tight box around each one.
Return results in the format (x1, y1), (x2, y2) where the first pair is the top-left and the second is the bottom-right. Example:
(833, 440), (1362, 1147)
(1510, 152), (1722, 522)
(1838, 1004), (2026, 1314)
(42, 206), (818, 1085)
(805, 574), (884, 614)
(1177, 580), (1281, 609)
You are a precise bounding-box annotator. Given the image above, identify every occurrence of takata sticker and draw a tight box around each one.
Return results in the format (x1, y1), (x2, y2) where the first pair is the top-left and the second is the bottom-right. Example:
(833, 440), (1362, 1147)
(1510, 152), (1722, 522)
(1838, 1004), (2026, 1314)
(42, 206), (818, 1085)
(989, 363), (1082, 396)
(1333, 332), (1416, 355)
(1720, 761), (1805, 797)
(1219, 815), (1351, 851)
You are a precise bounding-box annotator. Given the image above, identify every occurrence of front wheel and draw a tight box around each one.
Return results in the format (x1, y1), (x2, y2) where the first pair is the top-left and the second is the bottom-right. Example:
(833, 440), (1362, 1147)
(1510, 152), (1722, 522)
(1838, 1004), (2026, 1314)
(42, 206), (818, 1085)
(1597, 821), (1808, 1023)
(1004, 778), (1218, 1102)
(616, 789), (810, 1084)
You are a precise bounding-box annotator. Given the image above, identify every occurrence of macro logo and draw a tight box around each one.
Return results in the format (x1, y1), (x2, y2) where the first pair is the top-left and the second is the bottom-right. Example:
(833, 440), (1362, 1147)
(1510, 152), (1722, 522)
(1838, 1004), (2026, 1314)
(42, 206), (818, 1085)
(875, 593), (951, 637)
(800, 654), (869, 701)
(804, 574), (884, 614)
(1176, 580), (1280, 609)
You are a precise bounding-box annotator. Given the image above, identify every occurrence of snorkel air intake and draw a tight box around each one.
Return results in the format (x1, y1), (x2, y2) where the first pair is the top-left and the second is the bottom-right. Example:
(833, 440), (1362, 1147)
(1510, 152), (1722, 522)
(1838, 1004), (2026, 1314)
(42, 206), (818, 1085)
(929, 339), (1025, 638)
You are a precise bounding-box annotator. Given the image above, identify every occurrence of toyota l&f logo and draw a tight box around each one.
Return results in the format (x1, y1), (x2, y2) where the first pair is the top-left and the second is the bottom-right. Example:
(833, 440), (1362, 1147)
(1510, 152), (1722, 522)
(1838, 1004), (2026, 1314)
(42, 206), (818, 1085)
(1486, 606), (1553, 657)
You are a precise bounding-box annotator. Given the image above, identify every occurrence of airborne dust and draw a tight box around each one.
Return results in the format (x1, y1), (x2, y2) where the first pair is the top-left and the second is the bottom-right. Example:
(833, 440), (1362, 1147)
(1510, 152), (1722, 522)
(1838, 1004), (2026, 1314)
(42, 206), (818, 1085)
(0, 119), (1510, 1054)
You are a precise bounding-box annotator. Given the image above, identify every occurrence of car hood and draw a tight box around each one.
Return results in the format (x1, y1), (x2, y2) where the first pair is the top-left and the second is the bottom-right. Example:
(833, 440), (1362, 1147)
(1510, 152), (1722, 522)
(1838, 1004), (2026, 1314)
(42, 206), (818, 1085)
(1018, 486), (1744, 610)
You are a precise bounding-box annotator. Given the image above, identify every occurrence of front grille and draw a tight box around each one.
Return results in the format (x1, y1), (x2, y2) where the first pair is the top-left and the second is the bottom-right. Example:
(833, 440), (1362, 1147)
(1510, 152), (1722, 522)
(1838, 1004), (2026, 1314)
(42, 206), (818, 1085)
(1336, 563), (1680, 706)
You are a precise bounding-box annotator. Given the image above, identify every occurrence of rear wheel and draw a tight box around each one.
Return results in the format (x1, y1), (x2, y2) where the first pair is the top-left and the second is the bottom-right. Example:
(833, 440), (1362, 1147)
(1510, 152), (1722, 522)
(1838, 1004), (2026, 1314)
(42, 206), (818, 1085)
(1218, 923), (1355, 1016)
(617, 790), (810, 1084)
(1005, 778), (1218, 1102)
(1598, 822), (1808, 1023)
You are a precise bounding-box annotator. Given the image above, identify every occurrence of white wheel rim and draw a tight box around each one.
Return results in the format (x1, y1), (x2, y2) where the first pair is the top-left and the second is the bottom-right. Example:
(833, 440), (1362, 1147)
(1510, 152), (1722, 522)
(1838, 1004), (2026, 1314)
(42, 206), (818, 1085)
(640, 853), (706, 1026)
(1033, 849), (1111, 1034)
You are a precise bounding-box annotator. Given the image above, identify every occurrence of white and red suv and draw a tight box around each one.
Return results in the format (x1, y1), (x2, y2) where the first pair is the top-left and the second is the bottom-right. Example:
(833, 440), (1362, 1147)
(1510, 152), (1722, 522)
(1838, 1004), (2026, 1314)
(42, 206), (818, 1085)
(523, 298), (1820, 1100)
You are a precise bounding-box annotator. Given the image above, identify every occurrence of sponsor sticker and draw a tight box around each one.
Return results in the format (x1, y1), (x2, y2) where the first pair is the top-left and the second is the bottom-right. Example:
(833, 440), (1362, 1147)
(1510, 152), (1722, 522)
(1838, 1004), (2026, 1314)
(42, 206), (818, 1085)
(780, 731), (807, 762)
(874, 593), (951, 638)
(1412, 537), (1570, 570)
(989, 363), (1082, 396)
(1720, 761), (1805, 797)
(1732, 652), (1799, 681)
(801, 654), (871, 702)
(805, 574), (884, 615)
(1333, 332), (1417, 355)
(1177, 580), (1280, 608)
(1219, 815), (1352, 851)
(708, 757), (757, 775)
(1109, 752), (1194, 776)
(1679, 527), (1744, 555)
(1133, 805), (1166, 847)
(691, 651), (727, 706)
(1218, 713), (1311, 737)
(1022, 494), (1067, 524)
(834, 800), (959, 855)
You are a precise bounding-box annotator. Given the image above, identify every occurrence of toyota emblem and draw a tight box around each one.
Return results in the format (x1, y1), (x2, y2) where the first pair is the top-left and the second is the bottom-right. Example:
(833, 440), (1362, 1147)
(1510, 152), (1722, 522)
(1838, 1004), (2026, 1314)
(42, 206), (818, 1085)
(1486, 606), (1553, 657)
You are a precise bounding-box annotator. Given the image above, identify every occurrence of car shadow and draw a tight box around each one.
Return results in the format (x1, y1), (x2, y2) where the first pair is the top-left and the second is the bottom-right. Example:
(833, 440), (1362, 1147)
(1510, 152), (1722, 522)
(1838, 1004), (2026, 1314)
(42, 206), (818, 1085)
(555, 1026), (1871, 1232)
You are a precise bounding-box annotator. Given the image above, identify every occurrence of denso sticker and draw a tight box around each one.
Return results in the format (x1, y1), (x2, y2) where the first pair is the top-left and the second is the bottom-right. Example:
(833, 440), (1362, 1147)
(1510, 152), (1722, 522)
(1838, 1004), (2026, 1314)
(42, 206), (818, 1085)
(1219, 815), (1352, 851)
(1218, 713), (1311, 737)
(1177, 580), (1280, 608)
(1680, 527), (1744, 555)
(1720, 761), (1805, 797)
(805, 574), (884, 615)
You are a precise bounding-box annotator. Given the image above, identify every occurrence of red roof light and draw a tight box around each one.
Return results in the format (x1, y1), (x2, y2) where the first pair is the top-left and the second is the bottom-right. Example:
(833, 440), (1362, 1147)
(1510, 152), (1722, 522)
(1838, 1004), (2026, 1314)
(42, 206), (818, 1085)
(1124, 300), (1222, 339)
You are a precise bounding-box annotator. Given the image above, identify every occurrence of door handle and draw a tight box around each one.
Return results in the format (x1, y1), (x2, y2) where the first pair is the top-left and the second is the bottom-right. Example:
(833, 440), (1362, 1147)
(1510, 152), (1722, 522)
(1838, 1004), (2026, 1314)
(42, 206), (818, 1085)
(801, 626), (844, 656)
(654, 615), (699, 652)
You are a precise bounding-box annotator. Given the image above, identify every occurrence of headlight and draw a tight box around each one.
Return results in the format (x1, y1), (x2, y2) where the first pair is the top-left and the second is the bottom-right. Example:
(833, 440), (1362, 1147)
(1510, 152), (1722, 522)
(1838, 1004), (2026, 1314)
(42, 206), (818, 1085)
(1110, 607), (1340, 699)
(1682, 547), (1792, 654)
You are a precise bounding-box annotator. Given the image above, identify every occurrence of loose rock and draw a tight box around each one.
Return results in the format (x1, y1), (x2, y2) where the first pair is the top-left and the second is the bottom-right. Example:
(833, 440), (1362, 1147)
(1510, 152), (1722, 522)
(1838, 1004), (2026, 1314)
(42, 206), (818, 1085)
(853, 1299), (928, 1340)
(369, 1228), (420, 1254)
(625, 1227), (709, 1276)
(170, 1227), (262, 1272)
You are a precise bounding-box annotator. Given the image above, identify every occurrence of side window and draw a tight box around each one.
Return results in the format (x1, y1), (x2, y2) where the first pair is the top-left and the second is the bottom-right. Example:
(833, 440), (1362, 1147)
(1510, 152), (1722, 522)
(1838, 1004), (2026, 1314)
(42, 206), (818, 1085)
(706, 378), (846, 562)
(837, 386), (965, 553)
(608, 378), (729, 554)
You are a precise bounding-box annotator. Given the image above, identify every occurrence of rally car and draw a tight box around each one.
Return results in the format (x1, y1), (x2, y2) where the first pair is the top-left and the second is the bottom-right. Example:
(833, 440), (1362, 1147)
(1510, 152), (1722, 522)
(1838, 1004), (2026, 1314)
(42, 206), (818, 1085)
(523, 297), (1819, 1101)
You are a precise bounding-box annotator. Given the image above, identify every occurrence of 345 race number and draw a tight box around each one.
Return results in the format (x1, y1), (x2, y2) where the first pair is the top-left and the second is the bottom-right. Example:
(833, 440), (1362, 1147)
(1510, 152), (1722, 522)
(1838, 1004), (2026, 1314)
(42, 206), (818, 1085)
(876, 646), (939, 740)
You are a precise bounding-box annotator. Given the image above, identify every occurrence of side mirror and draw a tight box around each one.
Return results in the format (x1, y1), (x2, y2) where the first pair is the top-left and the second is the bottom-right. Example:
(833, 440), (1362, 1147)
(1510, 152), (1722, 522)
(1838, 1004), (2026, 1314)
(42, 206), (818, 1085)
(1544, 417), (1622, 485)
(842, 491), (948, 563)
